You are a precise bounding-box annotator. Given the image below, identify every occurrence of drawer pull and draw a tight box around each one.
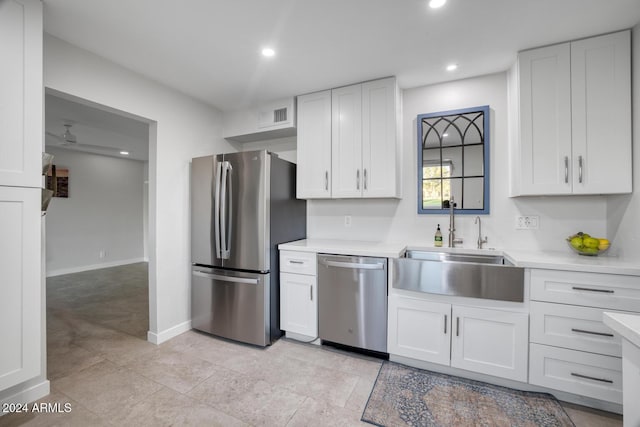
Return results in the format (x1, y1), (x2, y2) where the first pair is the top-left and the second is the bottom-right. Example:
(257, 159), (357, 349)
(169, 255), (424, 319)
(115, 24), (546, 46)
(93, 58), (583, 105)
(571, 286), (614, 294)
(289, 260), (305, 265)
(570, 372), (613, 384)
(571, 328), (614, 338)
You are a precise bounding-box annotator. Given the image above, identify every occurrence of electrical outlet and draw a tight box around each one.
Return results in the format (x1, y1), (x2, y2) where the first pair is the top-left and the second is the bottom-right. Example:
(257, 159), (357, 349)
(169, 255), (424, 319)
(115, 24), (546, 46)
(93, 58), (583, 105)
(515, 215), (539, 230)
(99, 250), (106, 259)
(344, 215), (352, 228)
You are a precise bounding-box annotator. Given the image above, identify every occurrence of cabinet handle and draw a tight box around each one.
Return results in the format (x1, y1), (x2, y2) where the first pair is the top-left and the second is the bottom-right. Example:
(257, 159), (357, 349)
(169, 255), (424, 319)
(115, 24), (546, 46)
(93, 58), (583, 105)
(564, 156), (569, 184)
(456, 317), (460, 337)
(310, 285), (313, 301)
(324, 171), (328, 191)
(356, 169), (360, 190)
(578, 155), (583, 183)
(571, 328), (614, 338)
(444, 314), (447, 334)
(570, 372), (613, 384)
(572, 286), (614, 294)
(289, 260), (304, 265)
(364, 168), (368, 191)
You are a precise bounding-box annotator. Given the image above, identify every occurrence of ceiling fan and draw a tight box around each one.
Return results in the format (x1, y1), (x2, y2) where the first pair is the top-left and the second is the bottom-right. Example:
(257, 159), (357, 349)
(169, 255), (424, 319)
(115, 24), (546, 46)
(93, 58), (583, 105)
(46, 124), (129, 155)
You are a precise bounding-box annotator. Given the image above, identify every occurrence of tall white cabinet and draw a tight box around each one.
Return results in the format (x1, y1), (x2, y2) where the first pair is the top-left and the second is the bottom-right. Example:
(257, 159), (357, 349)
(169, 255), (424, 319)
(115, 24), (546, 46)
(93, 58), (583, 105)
(297, 77), (400, 199)
(511, 30), (631, 196)
(0, 0), (44, 395)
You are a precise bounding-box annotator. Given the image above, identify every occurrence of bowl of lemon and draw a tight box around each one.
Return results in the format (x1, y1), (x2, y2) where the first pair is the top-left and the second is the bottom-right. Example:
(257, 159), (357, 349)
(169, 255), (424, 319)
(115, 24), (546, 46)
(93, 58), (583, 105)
(567, 232), (610, 256)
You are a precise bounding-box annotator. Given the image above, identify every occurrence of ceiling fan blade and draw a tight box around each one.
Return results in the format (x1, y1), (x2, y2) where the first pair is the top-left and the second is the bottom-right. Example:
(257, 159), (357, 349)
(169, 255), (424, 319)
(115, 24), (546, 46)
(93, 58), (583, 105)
(72, 142), (126, 152)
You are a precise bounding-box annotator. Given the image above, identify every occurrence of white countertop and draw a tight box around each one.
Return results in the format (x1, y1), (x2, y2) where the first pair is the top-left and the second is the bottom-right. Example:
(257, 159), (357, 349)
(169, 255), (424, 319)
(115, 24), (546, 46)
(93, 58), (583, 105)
(279, 239), (640, 276)
(505, 250), (640, 276)
(278, 239), (406, 258)
(603, 312), (640, 349)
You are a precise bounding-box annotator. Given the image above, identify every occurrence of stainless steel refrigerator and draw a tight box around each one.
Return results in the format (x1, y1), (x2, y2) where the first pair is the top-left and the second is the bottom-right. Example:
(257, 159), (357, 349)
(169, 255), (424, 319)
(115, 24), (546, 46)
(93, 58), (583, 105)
(191, 150), (306, 346)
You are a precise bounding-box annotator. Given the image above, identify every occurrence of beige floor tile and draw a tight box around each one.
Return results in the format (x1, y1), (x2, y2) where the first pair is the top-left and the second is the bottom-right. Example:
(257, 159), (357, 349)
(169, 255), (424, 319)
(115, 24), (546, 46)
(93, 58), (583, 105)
(47, 343), (105, 380)
(188, 364), (306, 426)
(72, 325), (156, 366)
(111, 386), (248, 427)
(561, 402), (622, 427)
(162, 330), (263, 366)
(344, 376), (376, 414)
(125, 346), (218, 394)
(53, 360), (163, 417)
(287, 397), (367, 427)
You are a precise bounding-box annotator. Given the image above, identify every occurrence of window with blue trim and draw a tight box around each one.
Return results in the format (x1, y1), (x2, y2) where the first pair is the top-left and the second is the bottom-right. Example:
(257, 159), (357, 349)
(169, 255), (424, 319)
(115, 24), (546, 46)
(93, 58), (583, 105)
(417, 106), (490, 214)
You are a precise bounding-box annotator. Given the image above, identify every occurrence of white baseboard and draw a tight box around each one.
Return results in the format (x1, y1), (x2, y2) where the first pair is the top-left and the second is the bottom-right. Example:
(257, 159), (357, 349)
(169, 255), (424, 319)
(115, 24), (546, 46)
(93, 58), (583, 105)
(0, 380), (50, 409)
(46, 258), (146, 277)
(147, 320), (191, 345)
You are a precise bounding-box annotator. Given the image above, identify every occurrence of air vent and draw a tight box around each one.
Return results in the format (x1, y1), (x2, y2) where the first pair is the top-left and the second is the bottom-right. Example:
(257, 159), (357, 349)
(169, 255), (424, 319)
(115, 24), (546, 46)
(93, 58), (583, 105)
(274, 108), (288, 123)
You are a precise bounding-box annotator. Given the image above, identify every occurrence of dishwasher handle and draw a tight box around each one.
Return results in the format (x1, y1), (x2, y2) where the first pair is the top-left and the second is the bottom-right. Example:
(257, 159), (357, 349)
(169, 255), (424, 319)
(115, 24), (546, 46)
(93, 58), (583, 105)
(319, 259), (385, 270)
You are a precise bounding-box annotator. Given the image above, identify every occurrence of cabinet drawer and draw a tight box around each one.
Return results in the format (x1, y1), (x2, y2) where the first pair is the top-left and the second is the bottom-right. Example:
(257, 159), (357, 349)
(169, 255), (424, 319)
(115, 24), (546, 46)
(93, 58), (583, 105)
(530, 302), (623, 357)
(529, 343), (622, 404)
(530, 269), (640, 311)
(280, 251), (317, 275)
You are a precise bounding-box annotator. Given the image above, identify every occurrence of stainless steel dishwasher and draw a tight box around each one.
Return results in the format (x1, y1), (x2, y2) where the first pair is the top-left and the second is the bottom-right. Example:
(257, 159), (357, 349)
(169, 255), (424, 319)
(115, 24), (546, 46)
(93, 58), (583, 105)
(317, 254), (388, 353)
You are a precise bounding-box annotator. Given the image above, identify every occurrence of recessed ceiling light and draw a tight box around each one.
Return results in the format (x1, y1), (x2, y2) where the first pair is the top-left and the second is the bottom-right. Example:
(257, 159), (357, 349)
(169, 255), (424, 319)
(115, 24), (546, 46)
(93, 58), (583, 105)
(261, 47), (275, 57)
(446, 63), (458, 71)
(443, 133), (449, 137)
(429, 0), (446, 9)
(120, 151), (129, 155)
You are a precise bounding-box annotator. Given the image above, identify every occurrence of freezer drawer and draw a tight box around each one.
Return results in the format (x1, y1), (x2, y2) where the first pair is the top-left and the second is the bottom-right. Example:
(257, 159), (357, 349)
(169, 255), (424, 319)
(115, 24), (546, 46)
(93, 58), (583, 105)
(318, 254), (388, 353)
(191, 267), (270, 346)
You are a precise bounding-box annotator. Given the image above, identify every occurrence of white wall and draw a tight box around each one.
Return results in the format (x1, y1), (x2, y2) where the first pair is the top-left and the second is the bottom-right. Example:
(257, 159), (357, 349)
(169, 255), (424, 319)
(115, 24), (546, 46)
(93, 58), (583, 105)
(44, 147), (145, 276)
(44, 35), (235, 341)
(236, 135), (297, 163)
(307, 72), (609, 252)
(607, 24), (640, 260)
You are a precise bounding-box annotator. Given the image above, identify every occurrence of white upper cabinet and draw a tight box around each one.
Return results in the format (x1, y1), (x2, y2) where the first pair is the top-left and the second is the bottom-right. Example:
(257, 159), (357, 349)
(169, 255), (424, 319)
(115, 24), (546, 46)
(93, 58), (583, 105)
(512, 30), (631, 196)
(297, 77), (400, 199)
(0, 0), (42, 188)
(362, 78), (400, 198)
(331, 84), (363, 198)
(296, 90), (332, 198)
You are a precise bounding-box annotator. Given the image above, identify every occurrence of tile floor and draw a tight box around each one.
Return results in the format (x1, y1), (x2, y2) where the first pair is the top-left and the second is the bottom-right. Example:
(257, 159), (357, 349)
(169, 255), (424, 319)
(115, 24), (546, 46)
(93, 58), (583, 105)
(0, 263), (624, 426)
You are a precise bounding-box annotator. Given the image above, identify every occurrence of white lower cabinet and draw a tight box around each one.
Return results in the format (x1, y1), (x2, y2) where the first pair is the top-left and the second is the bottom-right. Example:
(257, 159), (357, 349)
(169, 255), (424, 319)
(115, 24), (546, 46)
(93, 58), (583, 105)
(388, 295), (451, 365)
(451, 305), (529, 382)
(280, 272), (317, 337)
(528, 268), (640, 406)
(279, 250), (317, 340)
(530, 343), (622, 404)
(388, 294), (529, 382)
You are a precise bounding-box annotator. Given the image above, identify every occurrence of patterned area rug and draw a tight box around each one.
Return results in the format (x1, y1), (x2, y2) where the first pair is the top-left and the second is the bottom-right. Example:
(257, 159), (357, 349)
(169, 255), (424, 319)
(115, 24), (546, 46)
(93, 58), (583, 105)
(362, 362), (575, 427)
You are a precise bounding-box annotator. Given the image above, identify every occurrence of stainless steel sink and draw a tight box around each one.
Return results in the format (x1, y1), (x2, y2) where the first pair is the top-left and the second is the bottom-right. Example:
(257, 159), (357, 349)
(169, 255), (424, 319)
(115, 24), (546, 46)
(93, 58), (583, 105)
(405, 250), (506, 264)
(394, 250), (525, 302)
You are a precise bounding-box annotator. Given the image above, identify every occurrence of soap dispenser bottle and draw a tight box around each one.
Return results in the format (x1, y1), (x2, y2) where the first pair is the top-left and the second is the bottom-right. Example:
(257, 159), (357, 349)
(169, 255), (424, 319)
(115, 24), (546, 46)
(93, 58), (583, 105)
(434, 224), (443, 247)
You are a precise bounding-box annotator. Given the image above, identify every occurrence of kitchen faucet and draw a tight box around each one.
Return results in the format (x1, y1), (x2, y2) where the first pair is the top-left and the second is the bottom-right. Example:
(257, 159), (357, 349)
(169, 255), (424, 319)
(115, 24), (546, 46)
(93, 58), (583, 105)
(448, 196), (463, 248)
(475, 216), (488, 249)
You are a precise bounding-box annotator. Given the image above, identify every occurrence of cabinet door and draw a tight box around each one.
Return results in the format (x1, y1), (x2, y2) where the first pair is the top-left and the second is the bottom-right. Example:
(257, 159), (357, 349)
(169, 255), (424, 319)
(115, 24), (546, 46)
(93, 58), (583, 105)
(0, 0), (42, 188)
(280, 272), (317, 337)
(517, 43), (572, 195)
(571, 30), (631, 194)
(451, 306), (528, 382)
(296, 90), (332, 198)
(0, 186), (42, 390)
(388, 294), (451, 366)
(331, 84), (362, 198)
(362, 77), (399, 198)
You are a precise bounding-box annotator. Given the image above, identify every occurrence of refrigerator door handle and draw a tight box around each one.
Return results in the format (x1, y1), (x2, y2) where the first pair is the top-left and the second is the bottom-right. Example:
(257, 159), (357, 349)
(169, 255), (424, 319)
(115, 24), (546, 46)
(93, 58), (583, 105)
(192, 270), (259, 285)
(225, 162), (233, 259)
(220, 161), (231, 259)
(214, 160), (222, 259)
